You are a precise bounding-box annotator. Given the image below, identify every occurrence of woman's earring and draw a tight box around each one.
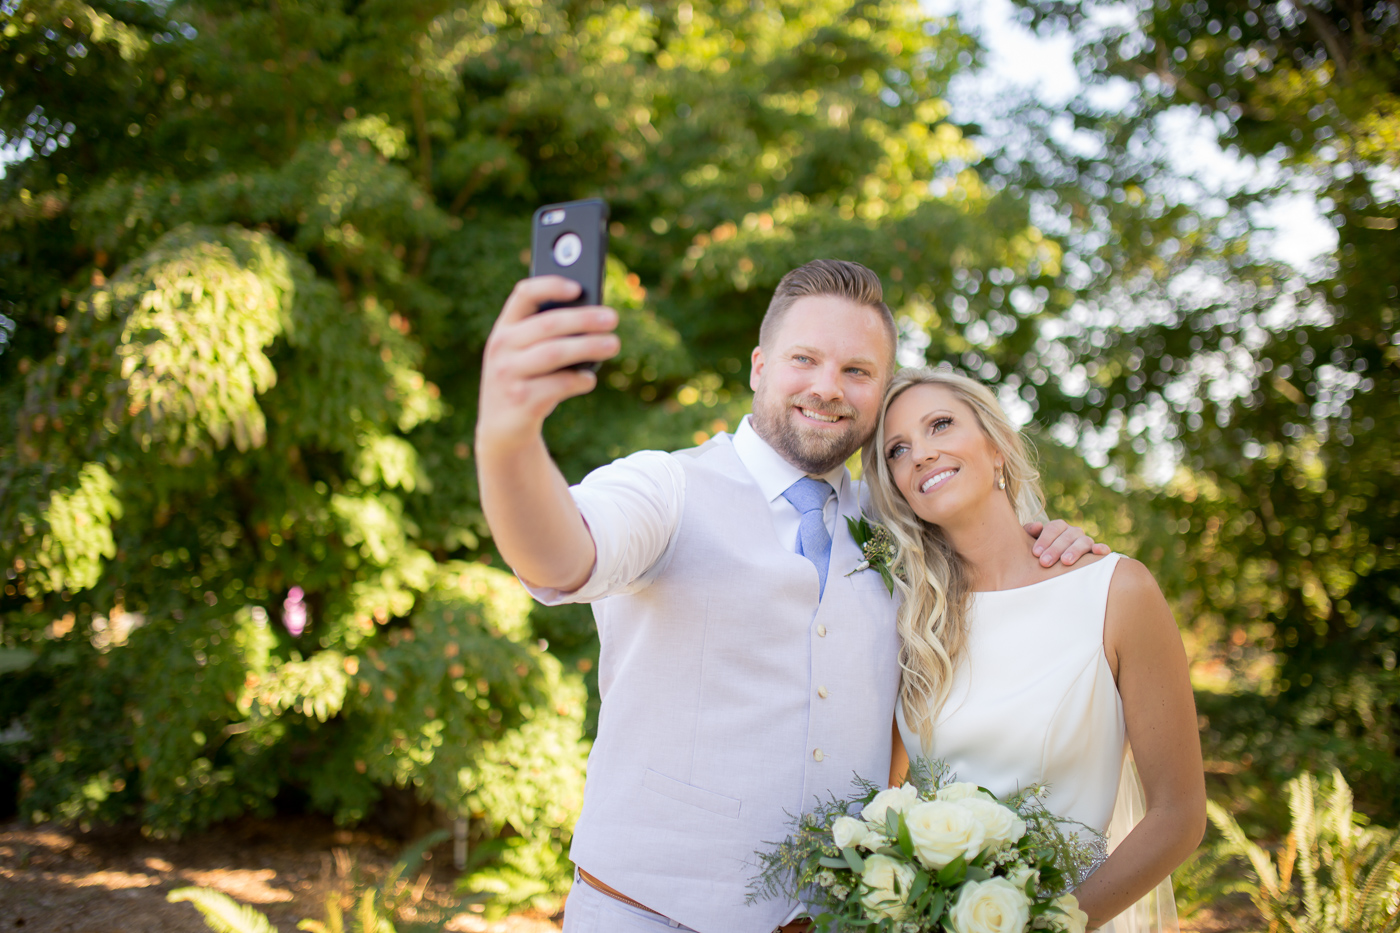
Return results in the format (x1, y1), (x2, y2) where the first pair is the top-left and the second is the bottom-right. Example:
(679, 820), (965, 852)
(996, 467), (1007, 490)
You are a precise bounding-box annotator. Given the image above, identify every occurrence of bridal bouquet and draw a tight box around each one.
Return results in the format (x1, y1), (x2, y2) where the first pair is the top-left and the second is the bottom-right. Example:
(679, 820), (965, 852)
(750, 760), (1103, 933)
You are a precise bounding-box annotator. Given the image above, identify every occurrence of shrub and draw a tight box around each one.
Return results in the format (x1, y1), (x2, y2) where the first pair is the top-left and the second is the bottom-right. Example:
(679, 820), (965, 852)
(1206, 769), (1400, 933)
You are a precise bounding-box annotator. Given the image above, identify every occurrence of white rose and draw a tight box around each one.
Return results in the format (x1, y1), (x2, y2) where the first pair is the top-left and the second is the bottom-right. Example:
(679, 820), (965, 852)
(957, 797), (1027, 850)
(1004, 864), (1039, 893)
(937, 782), (998, 803)
(1052, 893), (1089, 933)
(859, 853), (916, 920)
(904, 800), (986, 869)
(862, 784), (921, 828)
(833, 816), (882, 850)
(948, 877), (1031, 933)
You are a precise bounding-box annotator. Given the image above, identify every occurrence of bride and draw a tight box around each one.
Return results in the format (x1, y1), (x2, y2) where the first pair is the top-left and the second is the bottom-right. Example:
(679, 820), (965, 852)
(865, 368), (1206, 932)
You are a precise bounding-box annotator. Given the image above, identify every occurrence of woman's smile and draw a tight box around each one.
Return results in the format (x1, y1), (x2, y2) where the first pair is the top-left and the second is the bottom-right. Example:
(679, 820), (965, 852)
(917, 466), (959, 495)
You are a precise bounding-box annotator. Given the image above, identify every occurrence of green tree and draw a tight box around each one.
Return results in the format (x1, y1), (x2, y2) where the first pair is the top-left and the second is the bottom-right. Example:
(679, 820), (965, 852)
(1002, 0), (1400, 823)
(0, 0), (1079, 908)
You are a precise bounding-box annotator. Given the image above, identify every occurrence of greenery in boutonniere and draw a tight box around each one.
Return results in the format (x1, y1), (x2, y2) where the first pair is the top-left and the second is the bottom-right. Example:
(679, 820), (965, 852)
(846, 516), (898, 595)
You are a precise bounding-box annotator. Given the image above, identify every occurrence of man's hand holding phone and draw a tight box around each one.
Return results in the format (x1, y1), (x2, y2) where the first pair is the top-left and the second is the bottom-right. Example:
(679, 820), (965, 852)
(476, 275), (620, 449)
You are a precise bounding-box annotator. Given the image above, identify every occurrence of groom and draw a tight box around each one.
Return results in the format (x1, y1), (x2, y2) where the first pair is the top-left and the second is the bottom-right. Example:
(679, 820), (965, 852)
(475, 260), (1101, 933)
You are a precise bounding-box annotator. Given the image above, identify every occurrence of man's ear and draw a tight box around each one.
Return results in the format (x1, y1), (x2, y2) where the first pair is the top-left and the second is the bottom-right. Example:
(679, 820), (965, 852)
(749, 345), (766, 392)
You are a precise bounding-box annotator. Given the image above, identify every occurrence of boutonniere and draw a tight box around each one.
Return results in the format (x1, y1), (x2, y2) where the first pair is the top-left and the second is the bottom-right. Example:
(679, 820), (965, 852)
(844, 515), (898, 595)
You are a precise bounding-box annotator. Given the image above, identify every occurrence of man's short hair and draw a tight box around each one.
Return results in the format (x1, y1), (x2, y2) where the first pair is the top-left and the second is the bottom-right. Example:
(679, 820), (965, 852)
(759, 259), (897, 363)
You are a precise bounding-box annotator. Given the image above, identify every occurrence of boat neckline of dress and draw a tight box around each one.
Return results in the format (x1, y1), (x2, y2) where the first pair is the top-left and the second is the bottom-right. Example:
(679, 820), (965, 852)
(970, 552), (1116, 597)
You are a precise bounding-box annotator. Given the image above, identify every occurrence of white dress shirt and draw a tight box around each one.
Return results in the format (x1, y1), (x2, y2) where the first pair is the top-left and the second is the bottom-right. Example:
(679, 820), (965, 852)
(527, 415), (848, 605)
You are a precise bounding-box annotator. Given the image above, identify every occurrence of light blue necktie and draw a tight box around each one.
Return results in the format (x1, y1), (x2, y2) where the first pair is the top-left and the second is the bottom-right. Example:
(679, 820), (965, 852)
(782, 477), (833, 598)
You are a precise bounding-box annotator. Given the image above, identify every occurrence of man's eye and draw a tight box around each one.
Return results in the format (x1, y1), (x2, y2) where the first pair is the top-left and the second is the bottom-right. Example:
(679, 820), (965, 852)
(846, 368), (869, 377)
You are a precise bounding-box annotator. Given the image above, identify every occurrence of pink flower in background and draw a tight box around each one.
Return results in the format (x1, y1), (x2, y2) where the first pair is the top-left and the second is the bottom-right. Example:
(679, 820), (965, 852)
(283, 586), (307, 636)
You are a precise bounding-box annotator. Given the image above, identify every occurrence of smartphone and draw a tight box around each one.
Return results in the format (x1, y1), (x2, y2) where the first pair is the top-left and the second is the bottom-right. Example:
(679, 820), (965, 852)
(530, 198), (610, 371)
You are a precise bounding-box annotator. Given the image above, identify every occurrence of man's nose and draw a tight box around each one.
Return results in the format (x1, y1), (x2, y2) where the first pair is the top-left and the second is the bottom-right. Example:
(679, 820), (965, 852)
(809, 361), (844, 399)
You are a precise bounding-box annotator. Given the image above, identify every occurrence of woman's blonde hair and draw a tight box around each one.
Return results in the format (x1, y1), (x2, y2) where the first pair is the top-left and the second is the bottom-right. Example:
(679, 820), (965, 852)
(862, 368), (1046, 745)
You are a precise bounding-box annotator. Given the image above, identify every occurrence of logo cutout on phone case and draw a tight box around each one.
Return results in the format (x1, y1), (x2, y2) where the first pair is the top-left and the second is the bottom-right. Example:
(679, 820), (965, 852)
(553, 233), (583, 267)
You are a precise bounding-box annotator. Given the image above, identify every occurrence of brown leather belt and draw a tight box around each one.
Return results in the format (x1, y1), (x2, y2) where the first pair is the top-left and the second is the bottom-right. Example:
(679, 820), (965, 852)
(577, 867), (661, 915)
(575, 868), (812, 932)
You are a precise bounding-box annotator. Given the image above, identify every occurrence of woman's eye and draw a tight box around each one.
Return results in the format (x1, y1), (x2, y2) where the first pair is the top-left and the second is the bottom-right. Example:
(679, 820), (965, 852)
(930, 417), (952, 433)
(886, 444), (907, 460)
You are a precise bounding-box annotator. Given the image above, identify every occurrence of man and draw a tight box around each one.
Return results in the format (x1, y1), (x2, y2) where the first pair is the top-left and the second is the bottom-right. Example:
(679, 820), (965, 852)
(476, 260), (1102, 933)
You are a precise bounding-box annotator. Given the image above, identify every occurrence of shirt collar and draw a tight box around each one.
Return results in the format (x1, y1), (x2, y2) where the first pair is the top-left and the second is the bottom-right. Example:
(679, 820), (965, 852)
(732, 414), (849, 505)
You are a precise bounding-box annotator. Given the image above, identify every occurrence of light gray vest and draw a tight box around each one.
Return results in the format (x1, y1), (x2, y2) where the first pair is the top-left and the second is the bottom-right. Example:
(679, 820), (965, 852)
(570, 434), (901, 933)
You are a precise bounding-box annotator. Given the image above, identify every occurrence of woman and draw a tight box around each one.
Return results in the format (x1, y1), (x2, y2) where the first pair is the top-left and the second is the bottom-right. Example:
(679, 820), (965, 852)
(865, 368), (1206, 932)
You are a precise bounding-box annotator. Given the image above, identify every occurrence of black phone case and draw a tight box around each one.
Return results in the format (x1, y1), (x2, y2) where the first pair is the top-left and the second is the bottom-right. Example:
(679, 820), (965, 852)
(530, 198), (609, 372)
(530, 198), (609, 311)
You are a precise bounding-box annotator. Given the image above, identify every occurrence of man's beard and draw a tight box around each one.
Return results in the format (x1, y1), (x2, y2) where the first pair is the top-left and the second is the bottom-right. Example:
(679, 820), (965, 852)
(751, 391), (867, 475)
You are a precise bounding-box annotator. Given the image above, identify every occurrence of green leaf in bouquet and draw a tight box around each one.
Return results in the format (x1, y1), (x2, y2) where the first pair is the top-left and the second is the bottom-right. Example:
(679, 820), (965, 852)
(964, 865), (991, 883)
(936, 855), (967, 886)
(842, 847), (865, 874)
(907, 871), (929, 903)
(927, 889), (946, 922)
(818, 856), (850, 869)
(896, 813), (915, 859)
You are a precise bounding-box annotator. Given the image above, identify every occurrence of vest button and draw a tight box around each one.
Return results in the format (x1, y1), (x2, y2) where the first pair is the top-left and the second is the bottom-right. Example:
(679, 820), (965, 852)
(818, 686), (829, 698)
(817, 625), (827, 637)
(813, 748), (824, 762)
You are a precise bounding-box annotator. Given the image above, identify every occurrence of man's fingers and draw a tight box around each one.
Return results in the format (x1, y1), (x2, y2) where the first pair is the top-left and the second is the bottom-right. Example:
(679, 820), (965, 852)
(1026, 519), (1105, 566)
(1035, 520), (1077, 566)
(500, 304), (619, 351)
(1024, 521), (1045, 547)
(1058, 536), (1095, 566)
(498, 276), (584, 325)
(530, 366), (600, 405)
(511, 332), (621, 376)
(1029, 519), (1066, 558)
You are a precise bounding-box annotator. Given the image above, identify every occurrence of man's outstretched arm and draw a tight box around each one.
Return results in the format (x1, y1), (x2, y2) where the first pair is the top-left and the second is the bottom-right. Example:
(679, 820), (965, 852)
(475, 276), (620, 591)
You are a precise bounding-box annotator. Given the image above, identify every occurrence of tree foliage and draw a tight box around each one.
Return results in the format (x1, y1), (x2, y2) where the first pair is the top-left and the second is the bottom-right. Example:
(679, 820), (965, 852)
(0, 0), (1060, 908)
(2, 0), (1395, 910)
(1005, 0), (1400, 823)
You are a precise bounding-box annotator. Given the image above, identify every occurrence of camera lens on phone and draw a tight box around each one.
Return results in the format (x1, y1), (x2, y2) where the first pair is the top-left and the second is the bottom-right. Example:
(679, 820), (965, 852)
(553, 233), (583, 267)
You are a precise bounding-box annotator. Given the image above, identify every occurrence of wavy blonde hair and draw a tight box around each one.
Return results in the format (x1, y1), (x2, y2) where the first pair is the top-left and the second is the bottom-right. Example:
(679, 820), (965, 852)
(862, 368), (1046, 745)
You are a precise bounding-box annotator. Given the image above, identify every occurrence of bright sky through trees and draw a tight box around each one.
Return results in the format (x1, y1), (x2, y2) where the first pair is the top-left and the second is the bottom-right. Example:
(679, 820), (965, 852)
(925, 0), (1337, 273)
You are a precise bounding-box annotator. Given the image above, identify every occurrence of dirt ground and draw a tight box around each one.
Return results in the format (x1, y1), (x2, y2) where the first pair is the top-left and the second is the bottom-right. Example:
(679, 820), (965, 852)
(0, 816), (562, 933)
(0, 815), (1258, 933)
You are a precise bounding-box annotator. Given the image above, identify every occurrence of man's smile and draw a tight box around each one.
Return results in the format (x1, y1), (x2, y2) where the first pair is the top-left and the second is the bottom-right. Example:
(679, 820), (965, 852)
(796, 406), (843, 424)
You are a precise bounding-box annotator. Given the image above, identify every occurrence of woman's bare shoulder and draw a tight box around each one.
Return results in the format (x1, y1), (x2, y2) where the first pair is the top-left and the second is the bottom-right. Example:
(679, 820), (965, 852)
(1106, 556), (1177, 644)
(1107, 555), (1165, 598)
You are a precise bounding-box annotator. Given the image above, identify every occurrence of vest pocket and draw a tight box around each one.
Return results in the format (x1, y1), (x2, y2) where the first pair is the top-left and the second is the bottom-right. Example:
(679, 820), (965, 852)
(642, 769), (741, 819)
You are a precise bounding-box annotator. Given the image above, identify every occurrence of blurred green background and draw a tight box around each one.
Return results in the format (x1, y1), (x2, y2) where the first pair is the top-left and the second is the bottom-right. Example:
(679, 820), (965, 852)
(1, 0), (1396, 918)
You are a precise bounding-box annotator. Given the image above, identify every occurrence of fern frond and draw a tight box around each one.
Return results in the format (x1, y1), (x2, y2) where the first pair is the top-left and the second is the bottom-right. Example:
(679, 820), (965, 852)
(167, 887), (278, 933)
(1359, 831), (1400, 904)
(1290, 774), (1325, 933)
(1207, 799), (1281, 896)
(354, 890), (396, 933)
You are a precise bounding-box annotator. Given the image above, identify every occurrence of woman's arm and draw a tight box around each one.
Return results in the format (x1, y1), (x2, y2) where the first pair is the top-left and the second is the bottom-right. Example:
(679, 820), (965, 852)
(889, 715), (910, 787)
(1071, 558), (1207, 929)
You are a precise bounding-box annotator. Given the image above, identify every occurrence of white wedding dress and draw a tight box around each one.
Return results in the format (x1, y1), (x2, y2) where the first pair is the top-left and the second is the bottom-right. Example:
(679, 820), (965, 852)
(894, 553), (1178, 933)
